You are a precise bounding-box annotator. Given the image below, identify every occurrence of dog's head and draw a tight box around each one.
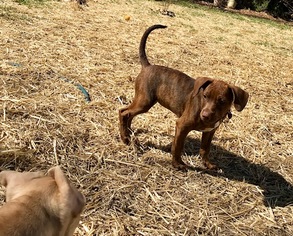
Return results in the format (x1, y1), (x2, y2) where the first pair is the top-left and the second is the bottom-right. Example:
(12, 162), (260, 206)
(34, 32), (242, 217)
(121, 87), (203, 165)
(194, 77), (249, 125)
(0, 166), (85, 236)
(0, 170), (45, 201)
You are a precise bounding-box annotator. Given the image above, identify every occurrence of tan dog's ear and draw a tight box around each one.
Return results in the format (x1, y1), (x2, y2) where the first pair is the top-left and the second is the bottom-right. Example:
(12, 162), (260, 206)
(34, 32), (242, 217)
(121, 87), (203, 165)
(194, 77), (213, 95)
(48, 166), (85, 216)
(230, 85), (249, 112)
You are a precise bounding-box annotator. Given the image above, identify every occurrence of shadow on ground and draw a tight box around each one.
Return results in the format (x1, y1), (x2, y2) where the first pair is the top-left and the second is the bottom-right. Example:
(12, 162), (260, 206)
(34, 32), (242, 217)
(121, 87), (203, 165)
(142, 132), (293, 208)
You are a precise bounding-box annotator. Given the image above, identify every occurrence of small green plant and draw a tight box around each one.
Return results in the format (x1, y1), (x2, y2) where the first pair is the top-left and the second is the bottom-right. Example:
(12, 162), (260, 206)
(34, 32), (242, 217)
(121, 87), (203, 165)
(253, 0), (270, 11)
(0, 5), (31, 21)
(15, 0), (47, 5)
(248, 16), (291, 30)
(0, 5), (14, 20)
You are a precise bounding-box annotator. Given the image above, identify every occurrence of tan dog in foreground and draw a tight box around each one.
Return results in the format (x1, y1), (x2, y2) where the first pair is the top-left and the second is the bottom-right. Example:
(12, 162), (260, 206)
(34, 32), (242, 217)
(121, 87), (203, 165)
(0, 166), (85, 236)
(119, 25), (249, 170)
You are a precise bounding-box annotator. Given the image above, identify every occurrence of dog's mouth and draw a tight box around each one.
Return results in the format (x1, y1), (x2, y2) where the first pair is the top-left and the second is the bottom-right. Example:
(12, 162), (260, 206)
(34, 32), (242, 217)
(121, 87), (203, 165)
(202, 119), (221, 127)
(200, 110), (231, 126)
(200, 114), (224, 127)
(200, 115), (218, 124)
(198, 117), (222, 132)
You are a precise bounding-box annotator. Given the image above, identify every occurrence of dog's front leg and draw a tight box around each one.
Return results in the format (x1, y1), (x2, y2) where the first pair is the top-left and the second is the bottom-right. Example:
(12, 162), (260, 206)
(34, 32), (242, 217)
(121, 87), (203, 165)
(171, 119), (192, 170)
(200, 130), (217, 169)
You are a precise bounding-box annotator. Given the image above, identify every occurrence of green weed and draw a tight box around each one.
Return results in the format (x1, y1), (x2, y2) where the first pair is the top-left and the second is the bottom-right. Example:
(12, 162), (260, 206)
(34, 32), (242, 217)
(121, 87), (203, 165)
(15, 0), (47, 5)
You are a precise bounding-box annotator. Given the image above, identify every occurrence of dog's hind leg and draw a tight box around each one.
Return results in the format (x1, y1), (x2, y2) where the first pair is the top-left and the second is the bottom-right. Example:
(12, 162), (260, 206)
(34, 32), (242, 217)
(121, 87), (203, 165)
(119, 95), (155, 145)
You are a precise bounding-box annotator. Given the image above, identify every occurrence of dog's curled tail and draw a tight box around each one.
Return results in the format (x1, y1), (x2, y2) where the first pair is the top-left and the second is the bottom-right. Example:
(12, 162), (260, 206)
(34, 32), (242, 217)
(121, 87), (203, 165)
(139, 24), (167, 67)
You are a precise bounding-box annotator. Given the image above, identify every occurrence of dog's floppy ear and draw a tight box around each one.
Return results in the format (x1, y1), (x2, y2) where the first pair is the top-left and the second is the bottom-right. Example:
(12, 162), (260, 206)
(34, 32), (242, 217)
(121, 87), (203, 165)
(194, 77), (213, 95)
(229, 85), (249, 111)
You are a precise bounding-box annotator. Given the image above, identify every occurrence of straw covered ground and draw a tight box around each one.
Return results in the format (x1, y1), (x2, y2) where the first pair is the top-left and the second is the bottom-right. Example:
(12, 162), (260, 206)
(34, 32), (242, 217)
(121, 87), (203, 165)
(0, 0), (293, 235)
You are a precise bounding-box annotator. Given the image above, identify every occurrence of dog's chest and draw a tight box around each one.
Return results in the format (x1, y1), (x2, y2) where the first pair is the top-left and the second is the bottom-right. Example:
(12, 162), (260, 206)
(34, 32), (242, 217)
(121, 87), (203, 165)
(199, 121), (221, 132)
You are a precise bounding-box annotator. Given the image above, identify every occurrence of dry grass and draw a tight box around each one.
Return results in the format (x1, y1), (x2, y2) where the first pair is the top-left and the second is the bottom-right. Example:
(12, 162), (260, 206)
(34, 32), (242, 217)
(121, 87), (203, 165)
(1, 0), (293, 235)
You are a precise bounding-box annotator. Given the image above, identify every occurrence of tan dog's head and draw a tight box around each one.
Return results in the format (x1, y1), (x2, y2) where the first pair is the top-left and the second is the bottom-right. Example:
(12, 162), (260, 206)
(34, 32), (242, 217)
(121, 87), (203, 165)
(0, 166), (85, 236)
(194, 77), (249, 125)
(0, 170), (45, 201)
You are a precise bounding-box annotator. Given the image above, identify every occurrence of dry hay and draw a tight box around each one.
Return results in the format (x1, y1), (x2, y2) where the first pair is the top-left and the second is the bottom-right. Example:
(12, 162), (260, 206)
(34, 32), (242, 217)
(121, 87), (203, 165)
(0, 0), (293, 235)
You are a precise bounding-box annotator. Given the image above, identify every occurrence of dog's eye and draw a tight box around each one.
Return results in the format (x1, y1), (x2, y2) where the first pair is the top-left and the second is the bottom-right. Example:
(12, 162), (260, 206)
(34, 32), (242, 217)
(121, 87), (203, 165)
(203, 94), (207, 99)
(218, 99), (226, 104)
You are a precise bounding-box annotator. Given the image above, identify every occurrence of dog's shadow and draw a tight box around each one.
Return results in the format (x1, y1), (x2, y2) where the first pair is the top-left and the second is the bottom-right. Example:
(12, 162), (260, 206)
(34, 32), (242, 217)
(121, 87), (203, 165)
(142, 133), (293, 208)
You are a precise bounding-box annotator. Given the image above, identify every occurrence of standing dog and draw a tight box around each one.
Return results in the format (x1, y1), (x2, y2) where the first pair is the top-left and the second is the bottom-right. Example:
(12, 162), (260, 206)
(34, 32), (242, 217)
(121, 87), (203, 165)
(0, 166), (85, 236)
(119, 25), (249, 170)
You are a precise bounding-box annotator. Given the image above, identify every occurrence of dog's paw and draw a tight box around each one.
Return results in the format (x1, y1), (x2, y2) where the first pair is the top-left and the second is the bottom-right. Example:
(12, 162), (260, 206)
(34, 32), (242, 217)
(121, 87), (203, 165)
(121, 136), (131, 145)
(172, 161), (188, 172)
(203, 160), (218, 170)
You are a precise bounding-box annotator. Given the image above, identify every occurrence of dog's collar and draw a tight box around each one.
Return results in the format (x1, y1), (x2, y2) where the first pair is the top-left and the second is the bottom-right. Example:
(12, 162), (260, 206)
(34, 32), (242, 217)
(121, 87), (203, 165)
(227, 110), (232, 119)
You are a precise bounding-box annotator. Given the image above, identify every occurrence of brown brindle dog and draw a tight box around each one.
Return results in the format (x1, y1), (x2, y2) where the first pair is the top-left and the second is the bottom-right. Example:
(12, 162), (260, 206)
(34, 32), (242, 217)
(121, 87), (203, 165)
(119, 24), (249, 170)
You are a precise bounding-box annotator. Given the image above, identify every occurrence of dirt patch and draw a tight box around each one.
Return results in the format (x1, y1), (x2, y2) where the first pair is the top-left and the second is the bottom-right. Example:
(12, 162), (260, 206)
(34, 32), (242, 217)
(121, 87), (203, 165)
(1, 0), (293, 235)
